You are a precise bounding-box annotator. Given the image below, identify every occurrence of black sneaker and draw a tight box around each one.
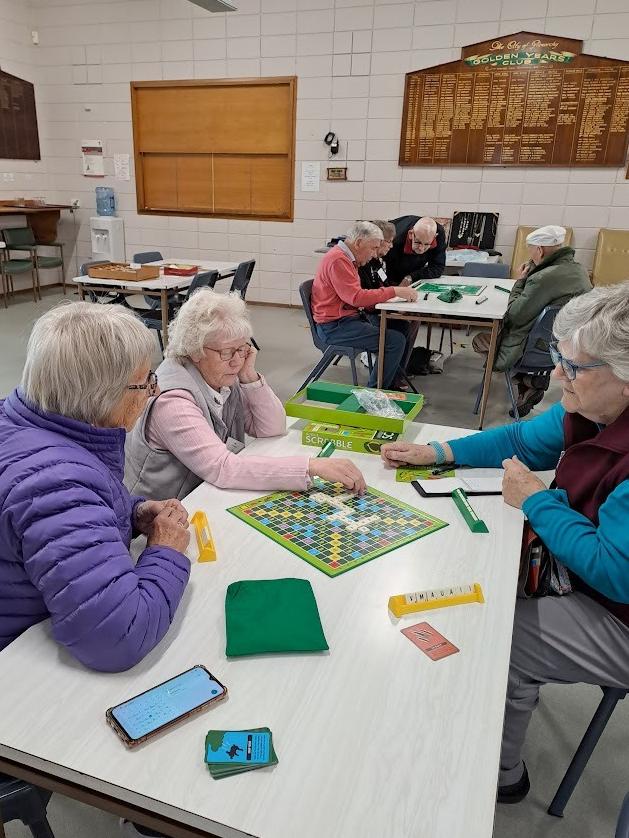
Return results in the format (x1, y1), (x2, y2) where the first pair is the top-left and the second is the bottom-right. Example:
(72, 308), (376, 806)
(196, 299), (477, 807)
(509, 389), (544, 419)
(497, 764), (530, 804)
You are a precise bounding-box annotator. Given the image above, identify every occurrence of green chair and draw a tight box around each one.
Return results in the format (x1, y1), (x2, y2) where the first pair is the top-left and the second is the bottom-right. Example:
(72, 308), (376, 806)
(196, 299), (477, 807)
(2, 227), (65, 301)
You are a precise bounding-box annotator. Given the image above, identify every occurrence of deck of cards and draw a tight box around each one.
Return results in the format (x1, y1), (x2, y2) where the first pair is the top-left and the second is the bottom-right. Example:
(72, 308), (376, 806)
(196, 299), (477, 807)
(204, 727), (278, 779)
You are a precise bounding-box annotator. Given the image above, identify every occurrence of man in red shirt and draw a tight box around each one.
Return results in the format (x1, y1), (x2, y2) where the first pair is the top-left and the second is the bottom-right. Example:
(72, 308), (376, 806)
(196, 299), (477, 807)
(312, 221), (418, 389)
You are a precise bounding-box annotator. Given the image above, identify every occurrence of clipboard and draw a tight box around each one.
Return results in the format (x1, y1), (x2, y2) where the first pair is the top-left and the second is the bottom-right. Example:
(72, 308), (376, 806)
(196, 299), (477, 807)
(411, 477), (502, 497)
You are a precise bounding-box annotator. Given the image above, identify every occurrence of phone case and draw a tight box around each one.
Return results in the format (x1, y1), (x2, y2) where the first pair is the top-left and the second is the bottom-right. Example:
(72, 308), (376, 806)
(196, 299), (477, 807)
(105, 664), (228, 748)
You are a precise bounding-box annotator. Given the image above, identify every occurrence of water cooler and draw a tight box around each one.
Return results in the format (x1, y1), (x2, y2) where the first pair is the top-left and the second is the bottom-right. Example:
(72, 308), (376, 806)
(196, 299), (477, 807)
(90, 216), (125, 262)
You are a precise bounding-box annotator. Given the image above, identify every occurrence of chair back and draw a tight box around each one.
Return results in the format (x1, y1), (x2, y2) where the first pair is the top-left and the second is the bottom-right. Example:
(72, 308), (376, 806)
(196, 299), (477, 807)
(80, 259), (110, 275)
(462, 261), (510, 279)
(133, 251), (163, 264)
(186, 270), (219, 297)
(230, 260), (255, 298)
(513, 305), (561, 373)
(616, 792), (629, 838)
(510, 226), (573, 278)
(3, 227), (36, 248)
(299, 280), (327, 353)
(592, 229), (629, 287)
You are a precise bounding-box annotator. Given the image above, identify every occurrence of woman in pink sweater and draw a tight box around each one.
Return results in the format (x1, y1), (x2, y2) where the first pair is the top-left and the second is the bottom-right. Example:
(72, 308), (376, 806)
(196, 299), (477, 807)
(125, 288), (365, 501)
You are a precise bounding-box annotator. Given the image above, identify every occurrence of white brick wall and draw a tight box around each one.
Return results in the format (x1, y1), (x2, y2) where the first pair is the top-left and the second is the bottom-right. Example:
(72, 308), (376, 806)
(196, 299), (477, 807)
(1, 0), (629, 301)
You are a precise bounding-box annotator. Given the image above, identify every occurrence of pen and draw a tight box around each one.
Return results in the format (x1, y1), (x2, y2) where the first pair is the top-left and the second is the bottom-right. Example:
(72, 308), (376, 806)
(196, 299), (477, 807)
(430, 464), (454, 475)
(423, 293), (429, 300)
(495, 285), (511, 293)
(475, 296), (488, 305)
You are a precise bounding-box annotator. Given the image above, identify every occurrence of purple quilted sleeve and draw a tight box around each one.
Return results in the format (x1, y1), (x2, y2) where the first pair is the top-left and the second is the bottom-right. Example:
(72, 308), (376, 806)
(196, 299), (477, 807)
(7, 461), (190, 672)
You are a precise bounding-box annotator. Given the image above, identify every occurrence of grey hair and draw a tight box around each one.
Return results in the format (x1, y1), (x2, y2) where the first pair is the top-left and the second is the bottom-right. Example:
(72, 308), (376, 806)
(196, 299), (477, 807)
(554, 282), (629, 382)
(414, 217), (437, 237)
(345, 221), (383, 242)
(21, 301), (155, 426)
(370, 220), (396, 241)
(165, 288), (252, 362)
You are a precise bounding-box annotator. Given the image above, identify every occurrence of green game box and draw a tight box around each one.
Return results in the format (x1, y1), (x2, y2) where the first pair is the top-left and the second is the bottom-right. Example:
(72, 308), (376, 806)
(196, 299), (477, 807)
(285, 381), (424, 434)
(302, 422), (399, 455)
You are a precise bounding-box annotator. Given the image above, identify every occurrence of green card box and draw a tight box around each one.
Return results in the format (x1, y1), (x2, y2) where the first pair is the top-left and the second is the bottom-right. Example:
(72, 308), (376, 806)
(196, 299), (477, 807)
(285, 381), (424, 434)
(302, 422), (399, 454)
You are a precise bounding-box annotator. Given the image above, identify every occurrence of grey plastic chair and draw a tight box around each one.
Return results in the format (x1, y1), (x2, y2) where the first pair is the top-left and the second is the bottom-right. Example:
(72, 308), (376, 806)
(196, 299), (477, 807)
(0, 773), (55, 837)
(473, 304), (560, 421)
(549, 687), (628, 817)
(139, 270), (219, 354)
(225, 260), (260, 350)
(461, 262), (511, 279)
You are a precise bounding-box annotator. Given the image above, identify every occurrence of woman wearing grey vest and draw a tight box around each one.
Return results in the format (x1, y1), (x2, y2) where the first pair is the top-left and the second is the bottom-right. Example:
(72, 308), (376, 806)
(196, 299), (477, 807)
(125, 289), (365, 501)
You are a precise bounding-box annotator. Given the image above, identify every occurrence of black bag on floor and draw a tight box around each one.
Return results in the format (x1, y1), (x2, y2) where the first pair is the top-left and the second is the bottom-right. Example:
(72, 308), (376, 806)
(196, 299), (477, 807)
(407, 346), (431, 376)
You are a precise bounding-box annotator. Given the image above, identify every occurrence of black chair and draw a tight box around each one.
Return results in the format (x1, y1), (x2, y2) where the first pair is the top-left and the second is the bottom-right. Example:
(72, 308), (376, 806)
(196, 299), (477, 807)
(139, 270), (219, 354)
(548, 687), (628, 817)
(0, 772), (55, 837)
(133, 250), (165, 311)
(461, 262), (511, 279)
(616, 790), (629, 837)
(473, 304), (560, 421)
(79, 260), (128, 306)
(218, 259), (260, 350)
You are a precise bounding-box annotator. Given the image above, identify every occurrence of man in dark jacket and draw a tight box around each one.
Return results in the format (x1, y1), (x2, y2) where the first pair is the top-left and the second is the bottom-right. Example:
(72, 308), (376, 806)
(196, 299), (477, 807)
(384, 216), (447, 284)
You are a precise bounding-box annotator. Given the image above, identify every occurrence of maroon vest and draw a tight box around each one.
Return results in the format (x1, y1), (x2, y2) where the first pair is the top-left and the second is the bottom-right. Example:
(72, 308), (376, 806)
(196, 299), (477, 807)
(553, 406), (629, 625)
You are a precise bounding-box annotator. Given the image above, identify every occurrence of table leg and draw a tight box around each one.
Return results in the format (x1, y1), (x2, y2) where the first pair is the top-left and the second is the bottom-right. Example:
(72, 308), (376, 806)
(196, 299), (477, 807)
(161, 290), (169, 346)
(377, 311), (387, 388)
(477, 319), (499, 430)
(78, 282), (85, 301)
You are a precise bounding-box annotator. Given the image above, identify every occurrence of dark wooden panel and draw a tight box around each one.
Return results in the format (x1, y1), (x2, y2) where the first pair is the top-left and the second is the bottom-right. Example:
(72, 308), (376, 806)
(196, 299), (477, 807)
(0, 70), (40, 161)
(400, 32), (629, 166)
(176, 155), (212, 211)
(141, 155), (177, 210)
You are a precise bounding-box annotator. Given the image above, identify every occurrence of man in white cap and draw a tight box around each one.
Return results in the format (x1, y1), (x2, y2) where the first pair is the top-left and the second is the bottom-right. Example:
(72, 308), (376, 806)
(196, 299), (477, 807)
(473, 225), (591, 416)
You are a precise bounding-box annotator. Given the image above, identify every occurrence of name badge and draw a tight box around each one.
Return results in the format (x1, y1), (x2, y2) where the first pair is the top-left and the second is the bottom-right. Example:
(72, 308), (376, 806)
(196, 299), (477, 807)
(377, 267), (387, 282)
(226, 436), (245, 454)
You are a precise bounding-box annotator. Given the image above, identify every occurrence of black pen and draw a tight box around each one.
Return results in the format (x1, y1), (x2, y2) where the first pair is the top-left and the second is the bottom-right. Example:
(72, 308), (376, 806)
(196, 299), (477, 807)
(475, 296), (488, 305)
(423, 293), (429, 300)
(431, 464), (456, 475)
(495, 285), (511, 293)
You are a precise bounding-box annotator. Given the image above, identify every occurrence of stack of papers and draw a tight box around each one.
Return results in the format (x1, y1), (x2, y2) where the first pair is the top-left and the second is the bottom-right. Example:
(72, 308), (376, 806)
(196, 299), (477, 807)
(205, 728), (278, 779)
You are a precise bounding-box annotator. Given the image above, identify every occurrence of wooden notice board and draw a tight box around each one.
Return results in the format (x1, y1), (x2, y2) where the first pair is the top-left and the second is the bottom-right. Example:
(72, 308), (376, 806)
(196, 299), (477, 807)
(131, 77), (296, 221)
(400, 32), (629, 167)
(0, 70), (40, 161)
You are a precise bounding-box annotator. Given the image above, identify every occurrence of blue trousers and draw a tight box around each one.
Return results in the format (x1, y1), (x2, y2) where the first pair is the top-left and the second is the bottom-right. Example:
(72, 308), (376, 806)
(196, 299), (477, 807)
(316, 313), (406, 389)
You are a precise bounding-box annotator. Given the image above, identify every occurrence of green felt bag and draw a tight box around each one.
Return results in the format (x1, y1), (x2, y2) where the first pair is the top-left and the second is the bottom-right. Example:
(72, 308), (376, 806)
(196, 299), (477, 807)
(437, 288), (463, 303)
(225, 578), (329, 657)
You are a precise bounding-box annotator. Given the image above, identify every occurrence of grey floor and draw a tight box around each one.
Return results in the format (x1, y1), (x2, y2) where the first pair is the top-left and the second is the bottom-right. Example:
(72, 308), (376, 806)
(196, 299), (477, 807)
(2, 290), (627, 838)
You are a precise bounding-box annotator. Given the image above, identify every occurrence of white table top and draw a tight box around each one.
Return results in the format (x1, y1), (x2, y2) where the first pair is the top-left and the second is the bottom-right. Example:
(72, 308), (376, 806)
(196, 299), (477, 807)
(378, 278), (515, 321)
(72, 260), (238, 291)
(0, 421), (524, 838)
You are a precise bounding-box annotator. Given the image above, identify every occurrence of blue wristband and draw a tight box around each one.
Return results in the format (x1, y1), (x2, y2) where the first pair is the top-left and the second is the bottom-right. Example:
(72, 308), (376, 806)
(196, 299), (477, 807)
(428, 440), (447, 465)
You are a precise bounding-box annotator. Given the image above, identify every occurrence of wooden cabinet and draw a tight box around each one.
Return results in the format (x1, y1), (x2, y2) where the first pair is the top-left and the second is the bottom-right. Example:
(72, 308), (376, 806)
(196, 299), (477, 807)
(131, 77), (296, 221)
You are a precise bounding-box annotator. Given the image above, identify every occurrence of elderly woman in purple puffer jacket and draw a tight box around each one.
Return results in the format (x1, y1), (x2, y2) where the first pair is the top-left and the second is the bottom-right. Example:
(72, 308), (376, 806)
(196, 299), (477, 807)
(0, 302), (191, 673)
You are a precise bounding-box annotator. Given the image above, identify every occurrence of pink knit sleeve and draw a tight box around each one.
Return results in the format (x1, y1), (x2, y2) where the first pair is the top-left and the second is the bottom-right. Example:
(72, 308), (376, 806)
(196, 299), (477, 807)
(239, 374), (288, 438)
(146, 390), (311, 492)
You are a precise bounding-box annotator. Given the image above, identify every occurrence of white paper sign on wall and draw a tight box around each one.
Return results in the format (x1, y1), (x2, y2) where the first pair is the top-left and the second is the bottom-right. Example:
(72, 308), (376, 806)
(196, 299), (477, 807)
(301, 161), (320, 192)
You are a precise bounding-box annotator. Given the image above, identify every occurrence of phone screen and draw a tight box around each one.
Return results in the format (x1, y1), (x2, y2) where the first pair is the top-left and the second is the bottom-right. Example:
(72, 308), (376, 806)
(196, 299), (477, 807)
(110, 666), (225, 741)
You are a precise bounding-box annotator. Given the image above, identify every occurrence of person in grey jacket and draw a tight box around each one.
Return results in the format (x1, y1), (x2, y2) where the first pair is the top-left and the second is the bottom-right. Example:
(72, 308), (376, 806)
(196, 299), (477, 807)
(474, 225), (591, 416)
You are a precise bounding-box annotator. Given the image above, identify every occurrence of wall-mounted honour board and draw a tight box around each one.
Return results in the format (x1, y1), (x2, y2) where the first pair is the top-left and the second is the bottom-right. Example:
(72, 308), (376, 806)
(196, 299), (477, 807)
(0, 70), (40, 161)
(131, 77), (296, 221)
(400, 32), (629, 167)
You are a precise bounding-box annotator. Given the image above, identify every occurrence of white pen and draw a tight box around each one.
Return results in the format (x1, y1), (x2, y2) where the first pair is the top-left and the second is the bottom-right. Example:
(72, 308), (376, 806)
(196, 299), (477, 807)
(475, 296), (488, 305)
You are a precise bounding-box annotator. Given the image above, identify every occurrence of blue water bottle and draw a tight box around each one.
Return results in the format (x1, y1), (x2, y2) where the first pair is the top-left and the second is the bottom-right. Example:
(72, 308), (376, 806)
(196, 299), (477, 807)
(95, 187), (116, 216)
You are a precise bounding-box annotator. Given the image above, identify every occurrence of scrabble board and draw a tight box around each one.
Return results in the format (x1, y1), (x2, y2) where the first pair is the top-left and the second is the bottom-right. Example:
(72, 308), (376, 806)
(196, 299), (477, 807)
(227, 481), (448, 577)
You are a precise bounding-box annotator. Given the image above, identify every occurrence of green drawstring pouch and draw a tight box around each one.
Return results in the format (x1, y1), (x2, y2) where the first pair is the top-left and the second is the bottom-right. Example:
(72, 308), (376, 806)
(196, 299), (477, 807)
(225, 579), (329, 658)
(225, 578), (329, 657)
(437, 289), (463, 303)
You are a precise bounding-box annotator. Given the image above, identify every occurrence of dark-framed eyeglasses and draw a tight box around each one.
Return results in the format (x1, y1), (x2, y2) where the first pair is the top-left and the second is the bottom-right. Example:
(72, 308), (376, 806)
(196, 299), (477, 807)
(204, 342), (251, 361)
(127, 371), (158, 395)
(549, 341), (607, 382)
(412, 233), (433, 248)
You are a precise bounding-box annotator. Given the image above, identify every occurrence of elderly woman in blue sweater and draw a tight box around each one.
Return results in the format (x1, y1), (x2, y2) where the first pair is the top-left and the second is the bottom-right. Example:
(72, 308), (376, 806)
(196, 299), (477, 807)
(381, 283), (629, 804)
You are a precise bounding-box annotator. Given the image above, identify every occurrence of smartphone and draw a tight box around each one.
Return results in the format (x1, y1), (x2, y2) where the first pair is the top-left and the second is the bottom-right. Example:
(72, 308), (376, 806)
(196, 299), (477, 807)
(106, 665), (227, 747)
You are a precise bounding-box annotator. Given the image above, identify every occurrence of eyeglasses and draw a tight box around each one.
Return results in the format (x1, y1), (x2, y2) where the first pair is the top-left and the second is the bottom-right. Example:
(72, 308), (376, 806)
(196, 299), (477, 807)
(549, 342), (607, 381)
(412, 234), (433, 248)
(127, 371), (158, 395)
(204, 342), (251, 361)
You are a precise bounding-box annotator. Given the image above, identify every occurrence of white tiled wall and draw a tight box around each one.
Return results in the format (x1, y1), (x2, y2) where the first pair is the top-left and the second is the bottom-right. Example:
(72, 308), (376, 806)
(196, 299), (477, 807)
(1, 0), (629, 301)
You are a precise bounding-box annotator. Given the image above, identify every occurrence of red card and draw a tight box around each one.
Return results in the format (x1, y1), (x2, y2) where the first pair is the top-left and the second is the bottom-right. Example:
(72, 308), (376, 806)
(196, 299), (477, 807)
(401, 622), (459, 661)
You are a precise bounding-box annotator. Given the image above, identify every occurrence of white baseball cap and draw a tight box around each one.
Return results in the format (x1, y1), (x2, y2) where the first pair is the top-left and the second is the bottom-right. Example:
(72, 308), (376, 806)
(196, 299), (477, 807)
(526, 225), (566, 246)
